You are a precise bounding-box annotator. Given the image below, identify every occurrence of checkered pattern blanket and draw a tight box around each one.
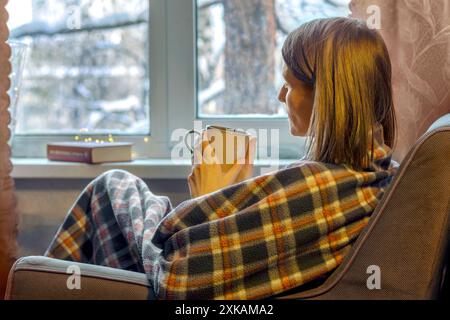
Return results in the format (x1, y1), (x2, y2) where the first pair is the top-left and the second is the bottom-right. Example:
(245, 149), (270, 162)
(45, 127), (397, 300)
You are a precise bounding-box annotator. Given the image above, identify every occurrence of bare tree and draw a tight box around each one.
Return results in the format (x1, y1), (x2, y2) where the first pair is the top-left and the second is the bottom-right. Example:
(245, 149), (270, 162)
(221, 0), (278, 115)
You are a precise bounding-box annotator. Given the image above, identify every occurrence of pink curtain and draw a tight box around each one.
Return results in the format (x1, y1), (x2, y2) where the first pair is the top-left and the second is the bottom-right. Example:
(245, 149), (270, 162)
(0, 0), (17, 299)
(350, 0), (450, 161)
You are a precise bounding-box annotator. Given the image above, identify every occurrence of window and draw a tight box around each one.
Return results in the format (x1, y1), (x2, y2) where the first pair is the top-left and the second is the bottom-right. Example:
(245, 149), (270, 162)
(8, 0), (149, 135)
(196, 0), (351, 118)
(8, 0), (351, 160)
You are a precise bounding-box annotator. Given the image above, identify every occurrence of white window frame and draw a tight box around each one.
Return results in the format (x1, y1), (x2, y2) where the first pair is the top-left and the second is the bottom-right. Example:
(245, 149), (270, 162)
(11, 0), (307, 160)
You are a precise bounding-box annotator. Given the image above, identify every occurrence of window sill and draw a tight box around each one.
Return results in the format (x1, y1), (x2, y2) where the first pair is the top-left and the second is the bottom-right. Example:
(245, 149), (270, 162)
(11, 158), (295, 179)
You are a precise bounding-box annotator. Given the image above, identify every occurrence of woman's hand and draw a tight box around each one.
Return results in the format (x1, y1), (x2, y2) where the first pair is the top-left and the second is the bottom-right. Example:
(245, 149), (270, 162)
(187, 133), (256, 198)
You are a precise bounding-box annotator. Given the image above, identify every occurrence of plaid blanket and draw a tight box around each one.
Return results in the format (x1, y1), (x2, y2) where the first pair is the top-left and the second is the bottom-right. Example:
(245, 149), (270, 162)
(46, 126), (397, 300)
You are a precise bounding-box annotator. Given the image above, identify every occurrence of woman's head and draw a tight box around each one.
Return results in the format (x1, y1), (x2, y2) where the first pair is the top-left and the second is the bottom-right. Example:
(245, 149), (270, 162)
(278, 17), (396, 170)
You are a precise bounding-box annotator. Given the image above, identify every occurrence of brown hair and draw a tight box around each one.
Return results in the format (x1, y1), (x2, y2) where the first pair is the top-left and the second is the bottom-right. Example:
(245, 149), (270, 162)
(282, 17), (396, 170)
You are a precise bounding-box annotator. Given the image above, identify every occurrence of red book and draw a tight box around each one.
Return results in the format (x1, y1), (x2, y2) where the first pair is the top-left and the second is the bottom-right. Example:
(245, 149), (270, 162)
(47, 142), (133, 164)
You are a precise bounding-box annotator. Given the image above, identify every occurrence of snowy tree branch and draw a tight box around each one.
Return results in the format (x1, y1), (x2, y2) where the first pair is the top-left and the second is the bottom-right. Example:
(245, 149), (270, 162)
(198, 0), (222, 10)
(10, 11), (148, 38)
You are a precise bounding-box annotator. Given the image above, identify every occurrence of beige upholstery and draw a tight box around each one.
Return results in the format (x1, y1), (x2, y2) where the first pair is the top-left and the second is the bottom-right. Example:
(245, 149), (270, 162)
(5, 256), (151, 300)
(6, 114), (450, 300)
(276, 117), (450, 300)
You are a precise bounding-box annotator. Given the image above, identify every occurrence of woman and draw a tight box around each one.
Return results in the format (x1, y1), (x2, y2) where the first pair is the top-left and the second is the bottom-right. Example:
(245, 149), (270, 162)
(46, 17), (398, 300)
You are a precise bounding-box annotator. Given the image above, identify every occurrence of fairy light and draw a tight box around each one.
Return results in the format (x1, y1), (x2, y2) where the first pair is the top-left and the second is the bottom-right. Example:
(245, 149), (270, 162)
(74, 131), (117, 144)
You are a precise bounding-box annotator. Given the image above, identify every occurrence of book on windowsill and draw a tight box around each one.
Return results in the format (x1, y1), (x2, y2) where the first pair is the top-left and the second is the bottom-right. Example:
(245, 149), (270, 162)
(47, 142), (133, 164)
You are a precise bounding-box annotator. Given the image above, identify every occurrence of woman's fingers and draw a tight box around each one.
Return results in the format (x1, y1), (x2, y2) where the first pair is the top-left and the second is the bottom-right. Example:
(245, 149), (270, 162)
(188, 130), (257, 197)
(187, 168), (200, 198)
(223, 163), (249, 182)
(247, 137), (257, 164)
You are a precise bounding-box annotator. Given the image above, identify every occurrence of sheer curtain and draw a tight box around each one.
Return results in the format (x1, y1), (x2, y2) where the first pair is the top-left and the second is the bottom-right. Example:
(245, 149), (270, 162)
(350, 0), (450, 161)
(0, 0), (17, 299)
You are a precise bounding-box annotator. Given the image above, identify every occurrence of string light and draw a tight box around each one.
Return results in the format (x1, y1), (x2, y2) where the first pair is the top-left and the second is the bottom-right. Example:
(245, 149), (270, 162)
(74, 132), (116, 144)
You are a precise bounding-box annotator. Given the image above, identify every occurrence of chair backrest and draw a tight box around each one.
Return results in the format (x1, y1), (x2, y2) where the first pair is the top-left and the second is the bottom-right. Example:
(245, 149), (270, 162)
(276, 114), (450, 300)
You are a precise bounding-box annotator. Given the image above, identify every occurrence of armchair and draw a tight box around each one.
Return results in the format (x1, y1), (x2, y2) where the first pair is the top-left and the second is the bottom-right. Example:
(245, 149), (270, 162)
(5, 114), (450, 300)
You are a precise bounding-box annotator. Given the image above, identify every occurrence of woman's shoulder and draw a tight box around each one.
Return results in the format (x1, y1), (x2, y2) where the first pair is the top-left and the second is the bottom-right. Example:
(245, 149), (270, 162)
(253, 159), (348, 185)
(281, 158), (346, 173)
(284, 159), (323, 169)
(257, 155), (397, 184)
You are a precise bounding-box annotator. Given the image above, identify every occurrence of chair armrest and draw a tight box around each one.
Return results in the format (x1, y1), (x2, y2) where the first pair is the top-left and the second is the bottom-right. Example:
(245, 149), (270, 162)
(5, 256), (153, 300)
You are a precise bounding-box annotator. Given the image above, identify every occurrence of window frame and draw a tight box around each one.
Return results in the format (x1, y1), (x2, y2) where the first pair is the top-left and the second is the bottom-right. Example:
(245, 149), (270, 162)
(11, 0), (306, 160)
(166, 0), (306, 160)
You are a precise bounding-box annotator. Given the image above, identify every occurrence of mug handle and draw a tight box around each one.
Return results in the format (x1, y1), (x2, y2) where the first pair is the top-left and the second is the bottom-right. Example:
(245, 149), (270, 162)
(184, 129), (202, 154)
